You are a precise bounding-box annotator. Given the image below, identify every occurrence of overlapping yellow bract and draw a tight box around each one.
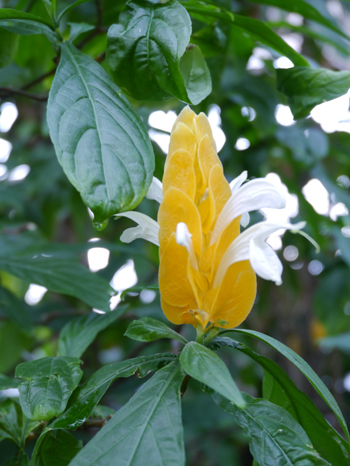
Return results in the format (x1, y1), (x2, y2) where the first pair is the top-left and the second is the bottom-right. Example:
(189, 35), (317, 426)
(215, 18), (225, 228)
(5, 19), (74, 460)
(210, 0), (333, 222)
(158, 107), (257, 329)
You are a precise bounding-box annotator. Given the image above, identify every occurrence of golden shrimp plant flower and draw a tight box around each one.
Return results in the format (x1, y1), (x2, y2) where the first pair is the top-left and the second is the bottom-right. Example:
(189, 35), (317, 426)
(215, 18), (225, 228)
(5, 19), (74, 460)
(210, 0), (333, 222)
(117, 107), (305, 330)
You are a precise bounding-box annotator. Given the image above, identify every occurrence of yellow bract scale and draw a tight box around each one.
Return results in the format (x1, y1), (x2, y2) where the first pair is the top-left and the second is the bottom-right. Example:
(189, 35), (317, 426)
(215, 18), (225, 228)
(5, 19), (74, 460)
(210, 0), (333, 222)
(158, 107), (257, 329)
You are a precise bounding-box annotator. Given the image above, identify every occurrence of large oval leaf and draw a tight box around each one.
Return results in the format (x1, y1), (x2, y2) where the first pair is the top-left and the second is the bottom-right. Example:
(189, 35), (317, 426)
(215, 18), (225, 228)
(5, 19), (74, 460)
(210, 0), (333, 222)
(107, 0), (211, 104)
(47, 42), (155, 224)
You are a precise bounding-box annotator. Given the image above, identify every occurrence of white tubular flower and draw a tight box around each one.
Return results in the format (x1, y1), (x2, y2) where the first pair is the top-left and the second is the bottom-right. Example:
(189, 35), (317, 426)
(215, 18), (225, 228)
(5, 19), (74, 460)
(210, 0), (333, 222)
(116, 211), (160, 246)
(146, 176), (163, 203)
(210, 179), (286, 246)
(214, 221), (306, 287)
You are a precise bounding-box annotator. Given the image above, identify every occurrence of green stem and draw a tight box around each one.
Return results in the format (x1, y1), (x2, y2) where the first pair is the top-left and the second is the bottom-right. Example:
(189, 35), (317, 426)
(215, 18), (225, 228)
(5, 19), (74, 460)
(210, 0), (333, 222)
(196, 325), (205, 344)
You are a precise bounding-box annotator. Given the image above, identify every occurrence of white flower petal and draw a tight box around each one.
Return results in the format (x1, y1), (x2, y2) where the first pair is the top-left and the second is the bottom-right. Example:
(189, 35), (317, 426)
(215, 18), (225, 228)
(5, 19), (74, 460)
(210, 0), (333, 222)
(240, 212), (250, 228)
(229, 170), (248, 194)
(146, 176), (163, 203)
(213, 220), (305, 287)
(249, 238), (283, 285)
(176, 222), (198, 270)
(210, 179), (286, 246)
(116, 212), (159, 246)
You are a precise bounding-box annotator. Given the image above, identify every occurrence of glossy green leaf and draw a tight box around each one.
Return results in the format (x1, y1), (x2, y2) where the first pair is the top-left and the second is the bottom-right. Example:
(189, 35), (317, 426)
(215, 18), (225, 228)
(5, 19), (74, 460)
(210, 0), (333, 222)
(224, 329), (350, 443)
(125, 317), (188, 345)
(107, 0), (211, 104)
(47, 42), (155, 223)
(57, 306), (128, 358)
(0, 29), (18, 68)
(57, 0), (93, 23)
(183, 1), (309, 66)
(0, 399), (39, 447)
(0, 9), (58, 48)
(0, 254), (115, 312)
(250, 0), (349, 41)
(68, 362), (185, 466)
(16, 357), (83, 421)
(276, 67), (350, 119)
(210, 337), (350, 465)
(179, 44), (212, 105)
(214, 393), (331, 466)
(33, 430), (82, 466)
(180, 341), (245, 409)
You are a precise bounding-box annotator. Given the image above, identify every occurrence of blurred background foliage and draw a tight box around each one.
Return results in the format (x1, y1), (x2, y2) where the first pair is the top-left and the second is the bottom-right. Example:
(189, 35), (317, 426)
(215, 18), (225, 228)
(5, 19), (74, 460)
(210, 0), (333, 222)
(0, 0), (350, 464)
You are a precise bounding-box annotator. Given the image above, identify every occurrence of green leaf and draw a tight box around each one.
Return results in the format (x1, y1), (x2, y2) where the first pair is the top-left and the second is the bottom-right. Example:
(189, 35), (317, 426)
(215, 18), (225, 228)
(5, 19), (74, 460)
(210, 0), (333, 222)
(183, 1), (309, 67)
(50, 353), (177, 429)
(30, 354), (177, 465)
(125, 317), (188, 345)
(179, 341), (246, 409)
(214, 393), (331, 466)
(33, 430), (82, 466)
(107, 0), (211, 104)
(276, 67), (350, 119)
(249, 0), (349, 41)
(57, 306), (128, 358)
(0, 399), (40, 447)
(0, 29), (18, 68)
(179, 44), (212, 105)
(120, 284), (159, 301)
(16, 357), (83, 421)
(0, 374), (20, 390)
(210, 337), (349, 465)
(68, 362), (185, 466)
(224, 329), (350, 443)
(0, 254), (115, 312)
(0, 9), (58, 48)
(68, 22), (94, 42)
(47, 42), (155, 223)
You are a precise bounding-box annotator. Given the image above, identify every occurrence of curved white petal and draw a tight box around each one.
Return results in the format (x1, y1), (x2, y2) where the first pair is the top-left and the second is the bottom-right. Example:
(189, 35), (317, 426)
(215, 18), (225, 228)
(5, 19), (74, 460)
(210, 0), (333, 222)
(229, 170), (248, 194)
(176, 222), (198, 270)
(116, 212), (159, 246)
(146, 177), (163, 203)
(249, 238), (283, 285)
(210, 179), (286, 246)
(213, 220), (305, 287)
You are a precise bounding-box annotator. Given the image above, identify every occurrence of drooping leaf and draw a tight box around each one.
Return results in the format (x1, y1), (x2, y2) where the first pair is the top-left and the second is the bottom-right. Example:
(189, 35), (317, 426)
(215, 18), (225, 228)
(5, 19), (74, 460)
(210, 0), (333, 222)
(16, 357), (83, 421)
(179, 341), (246, 408)
(214, 393), (331, 466)
(0, 9), (58, 48)
(179, 44), (212, 105)
(57, 306), (128, 358)
(125, 317), (188, 345)
(67, 362), (185, 466)
(107, 0), (211, 104)
(0, 254), (115, 312)
(224, 329), (350, 443)
(33, 430), (83, 466)
(209, 337), (349, 465)
(47, 42), (155, 224)
(276, 67), (350, 119)
(0, 29), (18, 68)
(68, 22), (94, 42)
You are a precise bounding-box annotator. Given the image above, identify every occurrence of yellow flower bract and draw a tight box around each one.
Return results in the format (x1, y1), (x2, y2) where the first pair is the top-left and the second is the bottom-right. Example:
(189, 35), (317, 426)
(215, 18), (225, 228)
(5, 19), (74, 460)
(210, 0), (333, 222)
(158, 107), (257, 329)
